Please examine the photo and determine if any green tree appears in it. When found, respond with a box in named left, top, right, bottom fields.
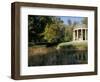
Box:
left=28, top=15, right=54, bottom=43
left=81, top=18, right=88, bottom=26
left=64, top=20, right=77, bottom=42
left=64, top=26, right=73, bottom=42
left=28, top=15, right=65, bottom=43
left=42, top=22, right=64, bottom=43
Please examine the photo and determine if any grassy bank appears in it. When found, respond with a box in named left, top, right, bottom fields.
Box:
left=57, top=41, right=88, bottom=50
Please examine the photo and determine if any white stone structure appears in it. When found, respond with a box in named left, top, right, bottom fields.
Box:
left=73, top=24, right=88, bottom=41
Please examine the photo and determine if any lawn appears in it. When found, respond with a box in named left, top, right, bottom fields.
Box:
left=57, top=41, right=88, bottom=50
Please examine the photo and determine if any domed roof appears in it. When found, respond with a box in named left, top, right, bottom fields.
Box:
left=73, top=24, right=87, bottom=30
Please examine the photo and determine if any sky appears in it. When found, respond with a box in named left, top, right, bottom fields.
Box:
left=59, top=16, right=84, bottom=25
left=29, top=15, right=84, bottom=25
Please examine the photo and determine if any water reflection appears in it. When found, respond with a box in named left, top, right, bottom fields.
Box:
left=28, top=50, right=88, bottom=66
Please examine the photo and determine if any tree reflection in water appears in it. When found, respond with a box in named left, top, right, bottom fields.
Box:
left=28, top=49, right=88, bottom=66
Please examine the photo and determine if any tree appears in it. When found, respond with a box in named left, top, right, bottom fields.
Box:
left=28, top=15, right=54, bottom=43
left=64, top=20, right=77, bottom=42
left=64, top=26, right=73, bottom=42
left=81, top=18, right=88, bottom=26
left=67, top=19, right=72, bottom=26
left=42, top=21, right=64, bottom=43
left=28, top=15, right=65, bottom=43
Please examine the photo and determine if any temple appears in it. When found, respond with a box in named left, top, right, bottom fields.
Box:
left=73, top=24, right=88, bottom=41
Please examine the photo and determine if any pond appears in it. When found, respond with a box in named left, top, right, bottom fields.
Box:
left=28, top=49, right=88, bottom=66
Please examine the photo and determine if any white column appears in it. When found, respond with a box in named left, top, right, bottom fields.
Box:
left=77, top=30, right=78, bottom=40
left=75, top=30, right=76, bottom=40
left=86, top=29, right=88, bottom=40
left=85, top=29, right=87, bottom=40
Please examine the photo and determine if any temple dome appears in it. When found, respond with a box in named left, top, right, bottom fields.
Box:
left=73, top=24, right=87, bottom=30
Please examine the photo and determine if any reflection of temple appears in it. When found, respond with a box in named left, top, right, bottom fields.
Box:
left=73, top=24, right=88, bottom=41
